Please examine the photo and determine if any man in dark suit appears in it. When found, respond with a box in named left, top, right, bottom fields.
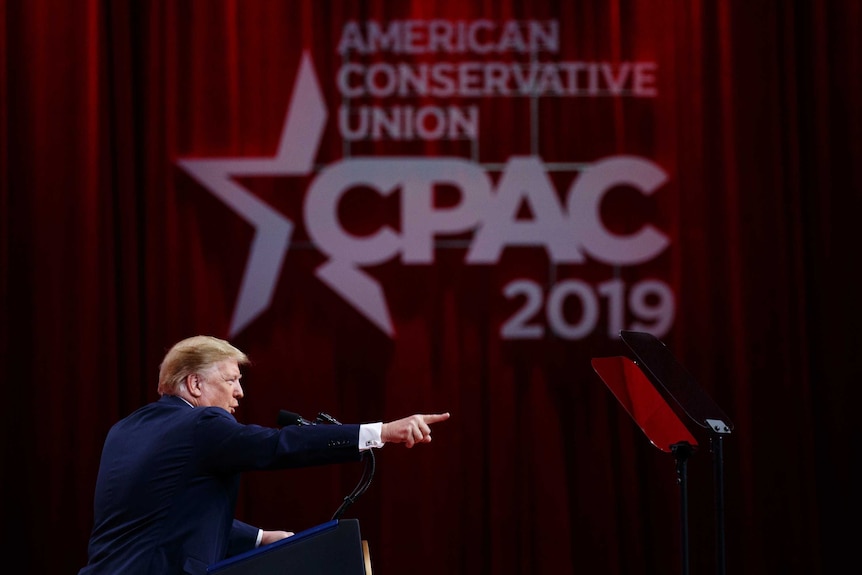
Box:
left=79, top=335, right=450, bottom=575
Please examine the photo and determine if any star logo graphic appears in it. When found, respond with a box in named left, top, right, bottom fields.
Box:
left=177, top=52, right=328, bottom=337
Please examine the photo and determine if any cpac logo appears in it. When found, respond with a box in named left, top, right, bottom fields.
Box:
left=178, top=52, right=672, bottom=339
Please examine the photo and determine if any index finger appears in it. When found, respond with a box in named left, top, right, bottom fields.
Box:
left=422, top=412, right=451, bottom=424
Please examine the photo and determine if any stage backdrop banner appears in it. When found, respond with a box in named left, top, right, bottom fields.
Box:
left=1, top=1, right=859, bottom=574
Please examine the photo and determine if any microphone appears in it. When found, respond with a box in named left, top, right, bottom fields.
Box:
left=316, top=412, right=342, bottom=425
left=277, top=410, right=316, bottom=427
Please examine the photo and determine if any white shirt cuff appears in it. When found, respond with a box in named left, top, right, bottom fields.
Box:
left=359, top=422, right=384, bottom=451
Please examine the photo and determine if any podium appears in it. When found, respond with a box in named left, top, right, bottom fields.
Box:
left=207, top=519, right=369, bottom=575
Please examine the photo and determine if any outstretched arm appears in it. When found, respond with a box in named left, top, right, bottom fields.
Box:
left=258, top=413, right=450, bottom=545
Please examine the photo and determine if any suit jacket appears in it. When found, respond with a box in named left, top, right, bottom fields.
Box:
left=79, top=394, right=362, bottom=575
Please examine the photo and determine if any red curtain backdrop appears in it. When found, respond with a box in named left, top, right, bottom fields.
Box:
left=1, top=1, right=859, bottom=573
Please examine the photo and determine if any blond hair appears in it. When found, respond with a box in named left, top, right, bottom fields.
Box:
left=157, top=335, right=250, bottom=395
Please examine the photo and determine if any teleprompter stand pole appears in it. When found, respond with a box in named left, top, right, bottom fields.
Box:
left=706, top=419, right=732, bottom=575
left=672, top=441, right=695, bottom=575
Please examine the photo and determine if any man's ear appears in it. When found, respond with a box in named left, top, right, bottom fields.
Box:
left=186, top=373, right=204, bottom=397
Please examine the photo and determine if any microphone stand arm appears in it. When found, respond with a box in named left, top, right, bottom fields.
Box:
left=314, top=413, right=377, bottom=521
left=332, top=449, right=376, bottom=520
